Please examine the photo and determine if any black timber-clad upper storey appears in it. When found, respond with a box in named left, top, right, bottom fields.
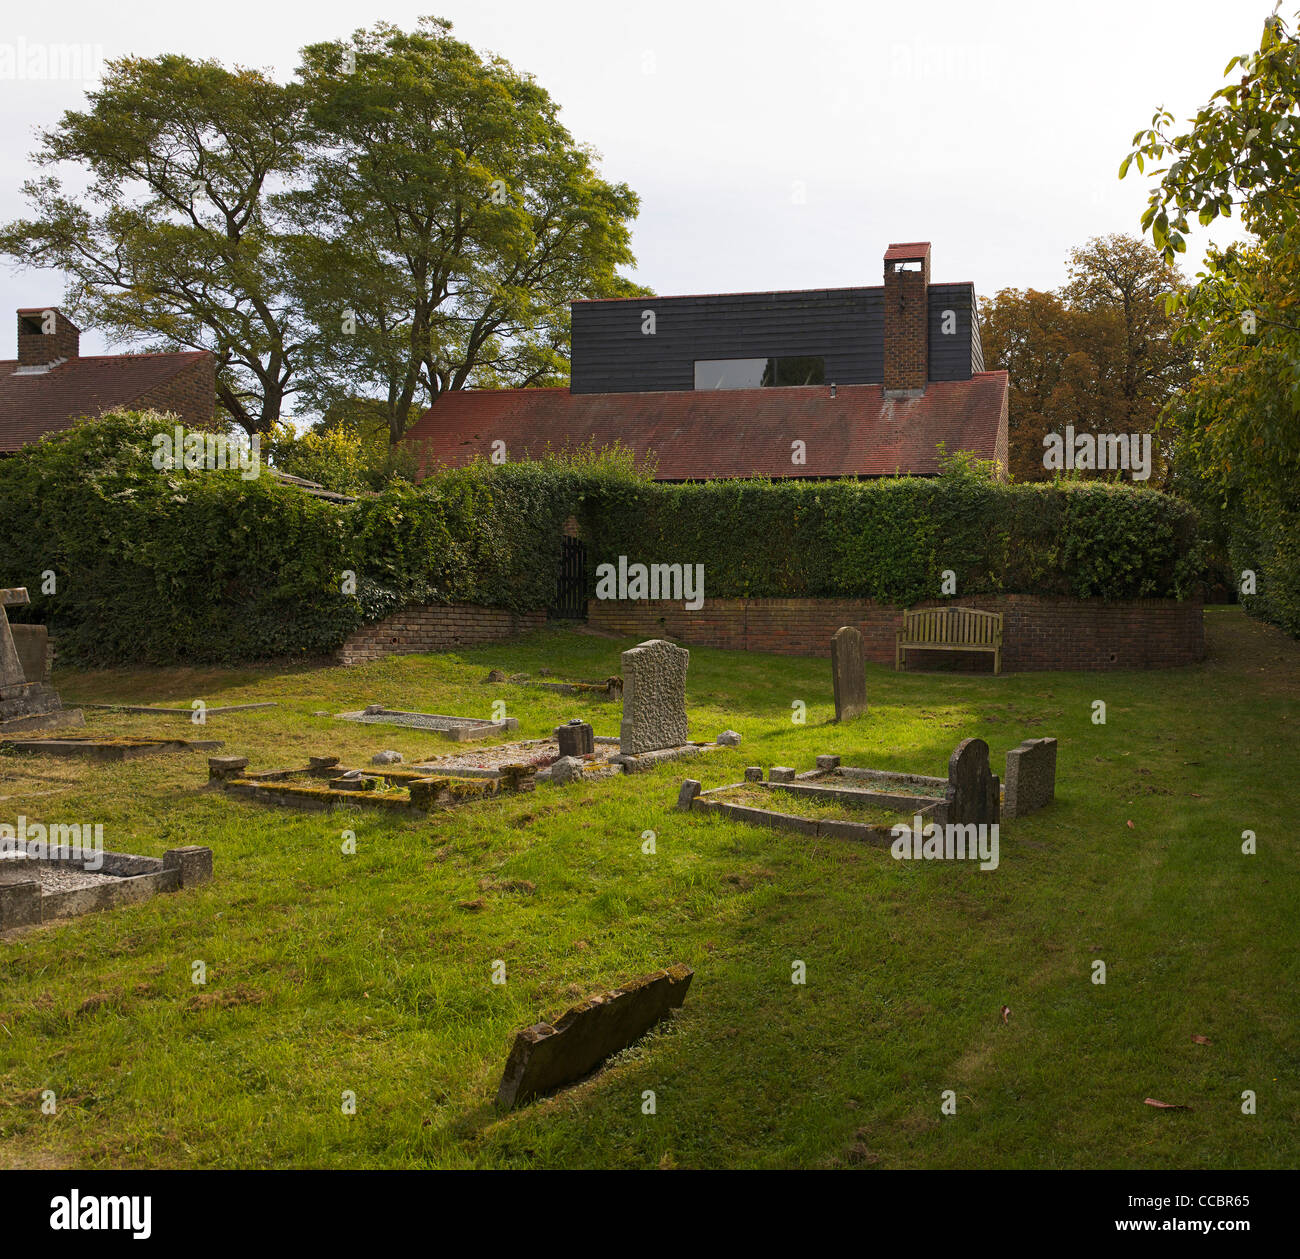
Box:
left=570, top=282, right=983, bottom=395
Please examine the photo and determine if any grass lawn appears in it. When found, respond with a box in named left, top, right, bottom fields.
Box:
left=0, top=606, right=1296, bottom=1169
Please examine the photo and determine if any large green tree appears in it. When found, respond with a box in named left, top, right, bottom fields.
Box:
left=0, top=55, right=314, bottom=435
left=1123, top=5, right=1300, bottom=631
left=285, top=17, right=646, bottom=443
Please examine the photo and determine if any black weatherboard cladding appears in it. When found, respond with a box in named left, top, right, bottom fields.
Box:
left=570, top=283, right=981, bottom=394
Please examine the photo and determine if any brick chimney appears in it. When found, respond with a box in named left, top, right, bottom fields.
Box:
left=882, top=242, right=930, bottom=394
left=17, top=307, right=80, bottom=368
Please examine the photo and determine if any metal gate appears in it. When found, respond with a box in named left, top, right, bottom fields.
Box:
left=549, top=536, right=588, bottom=620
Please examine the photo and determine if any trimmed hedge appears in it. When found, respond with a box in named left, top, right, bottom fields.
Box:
left=0, top=412, right=1202, bottom=666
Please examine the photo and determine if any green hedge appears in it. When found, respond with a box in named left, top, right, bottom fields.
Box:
left=0, top=412, right=1202, bottom=666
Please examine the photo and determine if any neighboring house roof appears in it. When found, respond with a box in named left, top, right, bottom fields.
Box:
left=0, top=352, right=211, bottom=453
left=402, top=373, right=1010, bottom=480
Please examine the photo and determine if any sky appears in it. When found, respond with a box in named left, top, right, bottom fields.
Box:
left=0, top=0, right=1271, bottom=359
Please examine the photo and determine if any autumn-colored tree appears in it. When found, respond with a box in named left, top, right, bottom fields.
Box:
left=980, top=234, right=1192, bottom=484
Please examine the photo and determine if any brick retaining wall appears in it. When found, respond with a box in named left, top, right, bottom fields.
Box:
left=336, top=604, right=547, bottom=665
left=585, top=594, right=1204, bottom=672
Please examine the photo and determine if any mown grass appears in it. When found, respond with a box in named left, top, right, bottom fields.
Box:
left=0, top=607, right=1296, bottom=1169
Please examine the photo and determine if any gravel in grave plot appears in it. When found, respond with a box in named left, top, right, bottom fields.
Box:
left=411, top=738, right=623, bottom=778
left=13, top=862, right=123, bottom=893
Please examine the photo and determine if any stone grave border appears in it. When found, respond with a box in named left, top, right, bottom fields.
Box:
left=1, top=736, right=224, bottom=761
left=335, top=709, right=520, bottom=742
left=678, top=737, right=1057, bottom=842
left=84, top=702, right=278, bottom=717
left=209, top=755, right=538, bottom=815
left=0, top=843, right=213, bottom=932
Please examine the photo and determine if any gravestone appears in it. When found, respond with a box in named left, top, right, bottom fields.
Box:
left=831, top=626, right=867, bottom=722
left=619, top=639, right=689, bottom=755
left=946, top=737, right=1000, bottom=825
left=1004, top=737, right=1057, bottom=819
left=496, top=964, right=694, bottom=1109
left=0, top=588, right=83, bottom=733
left=555, top=719, right=595, bottom=758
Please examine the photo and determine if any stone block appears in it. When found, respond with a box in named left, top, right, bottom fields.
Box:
left=769, top=767, right=797, bottom=783
left=816, top=755, right=842, bottom=771
left=1004, top=737, right=1057, bottom=819
left=555, top=720, right=595, bottom=758
left=744, top=766, right=763, bottom=782
left=676, top=779, right=701, bottom=810
left=208, top=756, right=250, bottom=781
left=496, top=964, right=694, bottom=1109
left=717, top=730, right=741, bottom=746
left=0, top=878, right=42, bottom=929
left=163, top=846, right=214, bottom=888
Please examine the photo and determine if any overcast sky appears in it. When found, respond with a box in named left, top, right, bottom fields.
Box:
left=0, top=0, right=1269, bottom=362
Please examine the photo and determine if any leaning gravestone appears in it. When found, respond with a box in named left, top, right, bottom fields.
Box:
left=946, top=737, right=1000, bottom=825
left=0, top=588, right=83, bottom=734
left=1004, top=737, right=1057, bottom=819
left=831, top=626, right=867, bottom=722
left=619, top=640, right=689, bottom=755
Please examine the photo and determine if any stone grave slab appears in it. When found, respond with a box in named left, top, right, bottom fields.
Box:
left=336, top=708, right=518, bottom=742
left=2, top=736, right=222, bottom=761
left=496, top=964, right=694, bottom=1109
left=84, top=702, right=278, bottom=716
left=831, top=625, right=868, bottom=721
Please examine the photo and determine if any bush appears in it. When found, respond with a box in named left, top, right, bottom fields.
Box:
left=0, top=411, right=1202, bottom=665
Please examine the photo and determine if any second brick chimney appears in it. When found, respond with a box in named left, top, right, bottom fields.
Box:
left=882, top=242, right=930, bottom=394
left=17, top=307, right=80, bottom=369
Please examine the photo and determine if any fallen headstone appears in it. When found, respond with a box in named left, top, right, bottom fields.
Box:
left=619, top=639, right=689, bottom=755
left=831, top=625, right=867, bottom=722
left=495, top=964, right=694, bottom=1109
left=1004, top=737, right=1057, bottom=819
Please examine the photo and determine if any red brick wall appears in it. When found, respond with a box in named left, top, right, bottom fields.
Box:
left=135, top=354, right=216, bottom=428
left=335, top=603, right=547, bottom=665
left=884, top=252, right=930, bottom=391
left=585, top=594, right=1205, bottom=672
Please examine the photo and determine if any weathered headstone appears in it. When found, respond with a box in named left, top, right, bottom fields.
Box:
left=495, top=964, right=694, bottom=1109
left=619, top=639, right=689, bottom=755
left=555, top=719, right=595, bottom=758
left=816, top=754, right=842, bottom=771
left=831, top=625, right=867, bottom=722
left=946, top=737, right=1000, bottom=825
left=744, top=766, right=763, bottom=782
left=1004, top=737, right=1057, bottom=819
left=0, top=589, right=83, bottom=733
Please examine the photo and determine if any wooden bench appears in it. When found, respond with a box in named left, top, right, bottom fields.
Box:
left=896, top=607, right=1003, bottom=674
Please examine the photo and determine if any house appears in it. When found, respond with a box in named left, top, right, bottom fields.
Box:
left=0, top=308, right=215, bottom=453
left=402, top=242, right=1009, bottom=480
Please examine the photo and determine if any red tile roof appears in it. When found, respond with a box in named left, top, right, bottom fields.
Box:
left=403, top=374, right=1009, bottom=481
left=0, top=352, right=211, bottom=453
left=884, top=241, right=932, bottom=262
